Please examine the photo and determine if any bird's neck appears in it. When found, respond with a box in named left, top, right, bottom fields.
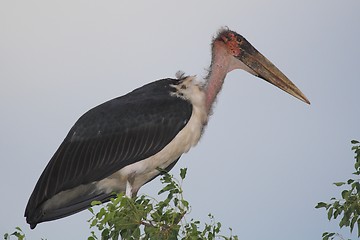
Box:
left=204, top=42, right=232, bottom=113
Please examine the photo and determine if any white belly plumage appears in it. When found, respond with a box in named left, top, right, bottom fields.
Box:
left=96, top=76, right=208, bottom=196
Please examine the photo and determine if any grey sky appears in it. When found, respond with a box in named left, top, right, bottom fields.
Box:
left=1, top=1, right=359, bottom=239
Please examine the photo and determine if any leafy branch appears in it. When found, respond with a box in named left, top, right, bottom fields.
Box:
left=316, top=140, right=360, bottom=240
left=87, top=168, right=238, bottom=240
left=3, top=228, right=25, bottom=240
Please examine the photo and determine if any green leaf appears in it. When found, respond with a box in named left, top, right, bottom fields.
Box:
left=355, top=161, right=360, bottom=171
left=322, top=232, right=335, bottom=239
left=158, top=184, right=172, bottom=195
left=90, top=218, right=98, bottom=227
left=350, top=214, right=358, bottom=233
left=351, top=140, right=360, bottom=144
left=347, top=179, right=355, bottom=184
left=353, top=181, right=360, bottom=192
left=88, top=207, right=94, bottom=215
left=101, top=229, right=110, bottom=239
left=334, top=208, right=342, bottom=219
left=334, top=182, right=346, bottom=187
left=316, top=202, right=329, bottom=209
left=91, top=200, right=102, bottom=206
left=341, top=190, right=349, bottom=199
left=180, top=168, right=187, bottom=180
left=339, top=215, right=348, bottom=228
left=327, top=207, right=333, bottom=220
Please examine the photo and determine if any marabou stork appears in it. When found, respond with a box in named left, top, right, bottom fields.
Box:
left=25, top=28, right=310, bottom=229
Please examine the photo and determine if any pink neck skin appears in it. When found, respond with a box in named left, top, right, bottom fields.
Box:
left=204, top=41, right=238, bottom=113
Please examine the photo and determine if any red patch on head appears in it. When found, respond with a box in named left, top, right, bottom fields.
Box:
left=220, top=32, right=241, bottom=56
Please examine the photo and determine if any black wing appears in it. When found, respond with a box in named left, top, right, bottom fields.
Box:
left=25, top=78, right=192, bottom=224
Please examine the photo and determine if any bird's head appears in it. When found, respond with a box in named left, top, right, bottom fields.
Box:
left=213, top=28, right=310, bottom=104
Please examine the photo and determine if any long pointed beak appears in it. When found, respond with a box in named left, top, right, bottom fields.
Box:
left=237, top=40, right=310, bottom=104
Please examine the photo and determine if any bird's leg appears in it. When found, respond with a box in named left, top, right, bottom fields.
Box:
left=125, top=173, right=138, bottom=198
left=125, top=180, right=133, bottom=197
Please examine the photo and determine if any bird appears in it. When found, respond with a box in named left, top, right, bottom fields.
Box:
left=25, top=27, right=310, bottom=229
